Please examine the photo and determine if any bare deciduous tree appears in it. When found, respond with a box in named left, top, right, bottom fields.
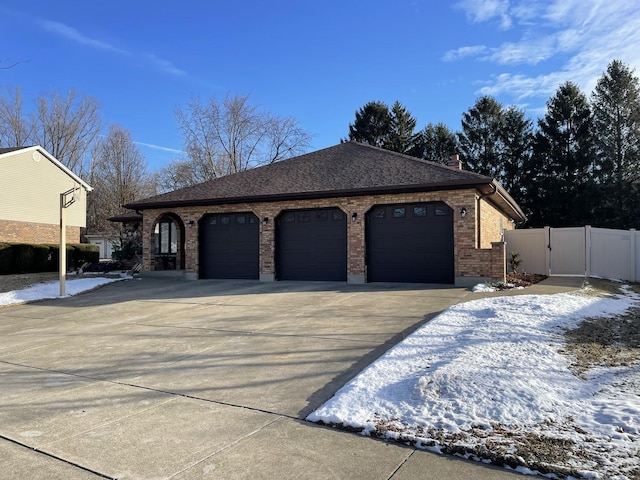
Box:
left=0, top=87, right=101, bottom=175
left=0, top=88, right=31, bottom=147
left=159, top=94, right=311, bottom=191
left=33, top=90, right=101, bottom=174
left=87, top=125, right=156, bottom=242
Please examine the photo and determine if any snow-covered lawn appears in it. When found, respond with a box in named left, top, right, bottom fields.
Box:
left=0, top=276, right=128, bottom=306
left=308, top=284, right=640, bottom=479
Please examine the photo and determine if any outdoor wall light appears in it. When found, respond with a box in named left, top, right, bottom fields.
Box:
left=262, top=217, right=269, bottom=225
left=351, top=212, right=358, bottom=221
left=188, top=220, right=195, bottom=228
left=460, top=207, right=467, bottom=218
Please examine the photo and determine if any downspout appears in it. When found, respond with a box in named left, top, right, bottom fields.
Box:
left=476, top=181, right=498, bottom=248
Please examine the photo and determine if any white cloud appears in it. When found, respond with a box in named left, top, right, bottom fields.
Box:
left=143, top=54, right=187, bottom=77
left=35, top=17, right=188, bottom=79
left=455, top=0, right=512, bottom=29
left=450, top=0, right=640, bottom=102
left=135, top=141, right=184, bottom=155
left=443, top=45, right=488, bottom=62
left=37, top=20, right=126, bottom=54
left=487, top=36, right=556, bottom=65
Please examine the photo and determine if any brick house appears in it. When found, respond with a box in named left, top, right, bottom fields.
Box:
left=0, top=146, right=92, bottom=244
left=126, top=142, right=526, bottom=286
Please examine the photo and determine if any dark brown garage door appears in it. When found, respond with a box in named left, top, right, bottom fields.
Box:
left=366, top=202, right=454, bottom=284
left=276, top=208, right=347, bottom=281
left=199, top=212, right=259, bottom=279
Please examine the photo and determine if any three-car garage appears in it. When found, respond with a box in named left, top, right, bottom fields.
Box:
left=130, top=142, right=525, bottom=286
left=198, top=202, right=454, bottom=284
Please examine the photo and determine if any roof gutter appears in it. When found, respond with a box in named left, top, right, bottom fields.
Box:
left=125, top=179, right=490, bottom=210
left=476, top=179, right=527, bottom=248
left=476, top=182, right=497, bottom=248
left=490, top=180, right=527, bottom=224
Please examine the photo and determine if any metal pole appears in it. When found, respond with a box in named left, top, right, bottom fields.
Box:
left=59, top=186, right=78, bottom=297
left=60, top=192, right=66, bottom=297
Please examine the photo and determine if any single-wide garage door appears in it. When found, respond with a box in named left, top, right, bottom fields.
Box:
left=199, top=212, right=259, bottom=279
left=366, top=202, right=454, bottom=284
left=276, top=208, right=347, bottom=281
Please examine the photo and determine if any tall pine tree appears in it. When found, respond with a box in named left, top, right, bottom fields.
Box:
left=385, top=101, right=417, bottom=154
left=458, top=96, right=504, bottom=177
left=500, top=106, right=534, bottom=211
left=412, top=122, right=458, bottom=163
left=345, top=101, right=392, bottom=148
left=530, top=82, right=594, bottom=227
left=591, top=60, right=640, bottom=228
left=345, top=100, right=417, bottom=154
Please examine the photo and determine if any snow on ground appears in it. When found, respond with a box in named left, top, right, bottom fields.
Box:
left=308, top=285, right=640, bottom=479
left=0, top=276, right=128, bottom=306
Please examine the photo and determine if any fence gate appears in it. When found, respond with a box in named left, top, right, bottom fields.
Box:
left=549, top=227, right=585, bottom=276
left=504, top=226, right=639, bottom=282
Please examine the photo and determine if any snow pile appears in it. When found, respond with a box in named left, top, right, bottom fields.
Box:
left=308, top=287, right=640, bottom=479
left=0, top=277, right=128, bottom=306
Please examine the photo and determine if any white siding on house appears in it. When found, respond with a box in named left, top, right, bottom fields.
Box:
left=0, top=148, right=88, bottom=227
left=86, top=236, right=116, bottom=259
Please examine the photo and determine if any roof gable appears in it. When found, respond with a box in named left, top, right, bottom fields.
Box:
left=0, top=145, right=92, bottom=191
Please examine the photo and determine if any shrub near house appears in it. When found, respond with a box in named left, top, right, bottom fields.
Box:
left=0, top=243, right=99, bottom=275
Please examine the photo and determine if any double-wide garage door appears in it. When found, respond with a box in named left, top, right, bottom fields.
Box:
left=366, top=202, right=454, bottom=284
left=199, top=212, right=259, bottom=279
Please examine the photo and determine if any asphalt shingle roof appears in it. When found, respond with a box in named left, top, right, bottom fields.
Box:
left=129, top=142, right=495, bottom=204
left=126, top=142, right=526, bottom=222
left=0, top=146, right=30, bottom=155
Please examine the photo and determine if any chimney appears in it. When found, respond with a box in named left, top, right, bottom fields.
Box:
left=448, top=153, right=462, bottom=170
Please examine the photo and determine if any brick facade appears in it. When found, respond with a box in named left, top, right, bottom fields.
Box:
left=140, top=188, right=512, bottom=285
left=0, top=220, right=80, bottom=244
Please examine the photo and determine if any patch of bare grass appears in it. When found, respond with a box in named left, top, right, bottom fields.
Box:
left=563, top=281, right=640, bottom=376
left=0, top=272, right=59, bottom=294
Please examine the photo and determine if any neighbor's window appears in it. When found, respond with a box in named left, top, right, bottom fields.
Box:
left=154, top=218, right=178, bottom=255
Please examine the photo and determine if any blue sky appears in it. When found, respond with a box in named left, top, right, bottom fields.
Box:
left=2, top=0, right=640, bottom=171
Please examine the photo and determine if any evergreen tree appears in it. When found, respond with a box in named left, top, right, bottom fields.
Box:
left=591, top=60, right=640, bottom=228
left=412, top=122, right=458, bottom=163
left=500, top=106, right=534, bottom=209
left=345, top=101, right=392, bottom=148
left=385, top=100, right=417, bottom=154
left=457, top=96, right=504, bottom=177
left=345, top=100, right=418, bottom=154
left=529, top=82, right=595, bottom=227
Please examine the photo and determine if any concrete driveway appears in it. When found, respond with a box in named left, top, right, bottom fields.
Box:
left=0, top=277, right=524, bottom=479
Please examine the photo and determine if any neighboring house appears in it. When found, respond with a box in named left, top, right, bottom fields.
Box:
left=126, top=142, right=526, bottom=285
left=86, top=212, right=143, bottom=260
left=0, top=146, right=92, bottom=244
left=84, top=234, right=116, bottom=260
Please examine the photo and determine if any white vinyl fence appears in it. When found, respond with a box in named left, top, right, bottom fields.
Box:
left=504, top=226, right=640, bottom=282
